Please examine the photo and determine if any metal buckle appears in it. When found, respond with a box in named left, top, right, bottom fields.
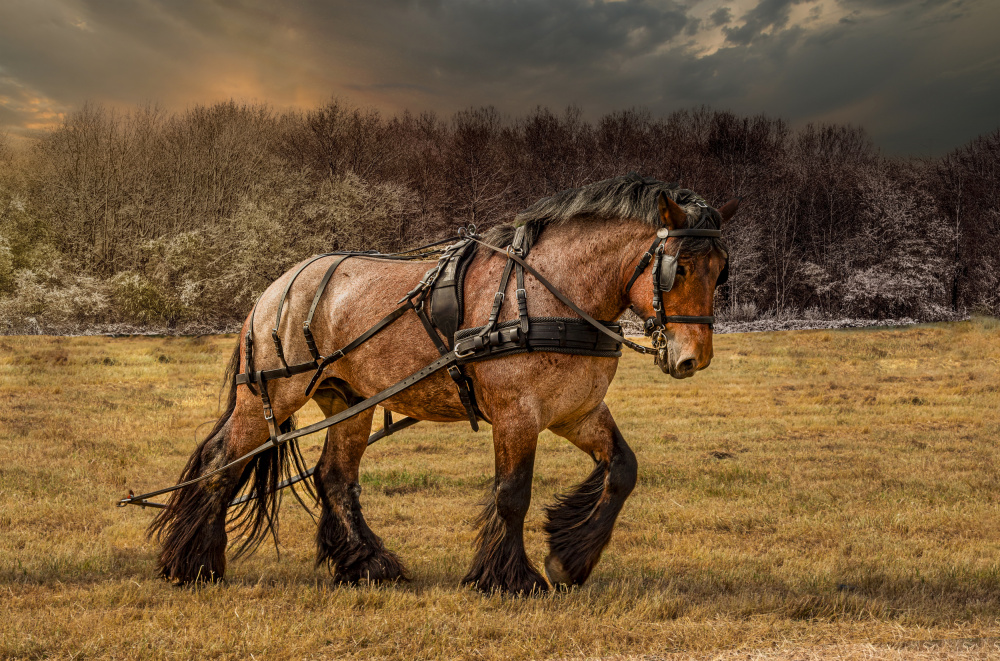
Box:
left=455, top=342, right=476, bottom=359
left=650, top=329, right=667, bottom=349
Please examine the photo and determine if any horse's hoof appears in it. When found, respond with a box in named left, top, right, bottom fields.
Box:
left=332, top=552, right=409, bottom=585
left=461, top=570, right=549, bottom=595
left=544, top=553, right=572, bottom=588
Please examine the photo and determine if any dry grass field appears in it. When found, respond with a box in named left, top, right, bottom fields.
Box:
left=2, top=319, right=1000, bottom=660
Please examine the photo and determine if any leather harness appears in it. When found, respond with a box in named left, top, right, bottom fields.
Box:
left=119, top=221, right=726, bottom=510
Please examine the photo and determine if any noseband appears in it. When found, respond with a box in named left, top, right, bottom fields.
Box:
left=625, top=225, right=726, bottom=340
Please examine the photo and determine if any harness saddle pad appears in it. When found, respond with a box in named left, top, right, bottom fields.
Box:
left=428, top=239, right=477, bottom=348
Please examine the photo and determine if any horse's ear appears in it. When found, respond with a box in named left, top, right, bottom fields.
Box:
left=717, top=198, right=741, bottom=226
left=657, top=191, right=687, bottom=230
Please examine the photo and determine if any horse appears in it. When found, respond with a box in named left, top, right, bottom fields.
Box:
left=146, top=173, right=738, bottom=594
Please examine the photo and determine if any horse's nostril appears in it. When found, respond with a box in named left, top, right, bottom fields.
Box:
left=678, top=358, right=697, bottom=374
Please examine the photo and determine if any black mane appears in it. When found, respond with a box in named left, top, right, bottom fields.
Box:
left=480, top=173, right=725, bottom=256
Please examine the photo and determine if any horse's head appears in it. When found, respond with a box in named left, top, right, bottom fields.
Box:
left=627, top=192, right=739, bottom=378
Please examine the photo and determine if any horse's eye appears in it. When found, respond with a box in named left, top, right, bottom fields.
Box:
left=676, top=265, right=686, bottom=277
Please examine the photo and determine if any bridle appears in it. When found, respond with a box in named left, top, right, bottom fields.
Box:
left=625, top=215, right=728, bottom=348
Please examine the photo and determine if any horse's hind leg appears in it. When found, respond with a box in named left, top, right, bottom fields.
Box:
left=150, top=388, right=273, bottom=583
left=544, top=403, right=637, bottom=588
left=461, top=414, right=548, bottom=594
left=312, top=388, right=408, bottom=583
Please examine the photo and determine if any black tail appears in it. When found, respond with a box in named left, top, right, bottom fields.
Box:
left=227, top=413, right=316, bottom=559
left=148, top=339, right=315, bottom=581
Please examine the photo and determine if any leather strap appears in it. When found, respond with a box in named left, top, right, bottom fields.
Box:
left=482, top=254, right=515, bottom=337
left=303, top=301, right=414, bottom=395
left=656, top=315, right=716, bottom=325
left=277, top=351, right=460, bottom=446
left=273, top=254, right=331, bottom=370
left=236, top=359, right=319, bottom=388
left=512, top=227, right=530, bottom=337
left=625, top=237, right=660, bottom=293
left=663, top=229, right=722, bottom=238
left=303, top=255, right=351, bottom=360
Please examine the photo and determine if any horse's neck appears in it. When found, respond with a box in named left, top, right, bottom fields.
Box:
left=528, top=220, right=651, bottom=321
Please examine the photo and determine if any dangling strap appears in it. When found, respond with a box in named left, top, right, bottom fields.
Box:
left=415, top=303, right=480, bottom=431
left=257, top=374, right=281, bottom=441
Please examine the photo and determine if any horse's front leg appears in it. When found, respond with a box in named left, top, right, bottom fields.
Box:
left=461, top=413, right=548, bottom=594
left=545, top=402, right=638, bottom=588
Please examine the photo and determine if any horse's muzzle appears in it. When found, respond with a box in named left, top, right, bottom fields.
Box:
left=656, top=346, right=705, bottom=379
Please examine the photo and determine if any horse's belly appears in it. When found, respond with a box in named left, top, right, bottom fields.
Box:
left=469, top=351, right=619, bottom=430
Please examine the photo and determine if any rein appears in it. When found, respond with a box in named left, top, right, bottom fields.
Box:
left=119, top=223, right=722, bottom=510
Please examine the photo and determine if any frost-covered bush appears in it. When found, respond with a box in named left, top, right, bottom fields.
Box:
left=838, top=163, right=951, bottom=318
left=0, top=268, right=109, bottom=332
left=720, top=301, right=759, bottom=322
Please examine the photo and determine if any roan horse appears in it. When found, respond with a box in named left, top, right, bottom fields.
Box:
left=144, top=173, right=737, bottom=594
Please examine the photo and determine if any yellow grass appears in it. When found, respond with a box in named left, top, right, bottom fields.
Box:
left=2, top=319, right=1000, bottom=660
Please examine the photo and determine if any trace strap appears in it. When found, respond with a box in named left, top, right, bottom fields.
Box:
left=118, top=353, right=458, bottom=509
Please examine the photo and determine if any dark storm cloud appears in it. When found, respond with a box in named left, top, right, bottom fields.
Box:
left=710, top=7, right=733, bottom=26
left=0, top=0, right=997, bottom=154
left=308, top=0, right=691, bottom=82
left=724, top=0, right=801, bottom=45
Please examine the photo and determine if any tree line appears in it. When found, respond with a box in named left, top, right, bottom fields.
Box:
left=0, top=100, right=997, bottom=332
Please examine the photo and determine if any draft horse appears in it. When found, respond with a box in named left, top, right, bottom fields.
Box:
left=138, top=174, right=737, bottom=593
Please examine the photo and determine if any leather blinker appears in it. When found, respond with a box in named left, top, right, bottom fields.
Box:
left=658, top=254, right=678, bottom=293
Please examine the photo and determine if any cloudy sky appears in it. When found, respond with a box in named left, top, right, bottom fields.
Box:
left=0, top=0, right=997, bottom=155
